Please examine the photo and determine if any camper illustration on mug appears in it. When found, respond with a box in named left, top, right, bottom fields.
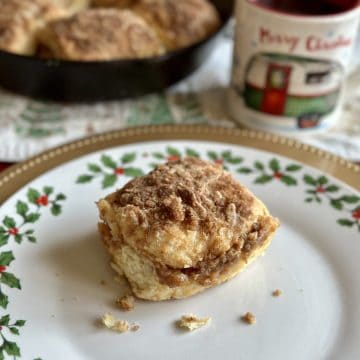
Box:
left=242, top=54, right=343, bottom=129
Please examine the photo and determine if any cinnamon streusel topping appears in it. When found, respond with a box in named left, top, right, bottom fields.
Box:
left=108, top=157, right=255, bottom=233
left=99, top=158, right=276, bottom=270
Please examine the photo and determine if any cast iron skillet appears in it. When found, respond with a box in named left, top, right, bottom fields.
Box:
left=0, top=0, right=234, bottom=102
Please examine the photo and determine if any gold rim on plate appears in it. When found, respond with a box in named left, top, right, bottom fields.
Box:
left=0, top=125, right=359, bottom=203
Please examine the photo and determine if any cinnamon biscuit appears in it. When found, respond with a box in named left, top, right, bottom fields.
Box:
left=132, top=0, right=221, bottom=50
left=0, top=0, right=68, bottom=54
left=97, top=158, right=279, bottom=301
left=37, top=8, right=164, bottom=60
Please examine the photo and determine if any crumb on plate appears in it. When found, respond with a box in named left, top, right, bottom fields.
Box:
left=130, top=324, right=140, bottom=332
left=116, top=295, right=135, bottom=311
left=177, top=314, right=211, bottom=331
left=100, top=280, right=107, bottom=286
left=272, top=289, right=282, bottom=297
left=241, top=312, right=256, bottom=325
left=101, top=313, right=129, bottom=333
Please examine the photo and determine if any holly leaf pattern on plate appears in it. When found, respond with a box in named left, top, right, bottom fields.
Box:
left=76, top=153, right=143, bottom=189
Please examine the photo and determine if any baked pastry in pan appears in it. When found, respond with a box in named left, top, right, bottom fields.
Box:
left=37, top=8, right=165, bottom=61
left=132, top=0, right=221, bottom=50
left=0, top=0, right=221, bottom=59
left=97, top=158, right=279, bottom=301
left=0, top=0, right=68, bottom=54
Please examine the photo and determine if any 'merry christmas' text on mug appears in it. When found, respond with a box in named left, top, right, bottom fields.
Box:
left=228, top=0, right=360, bottom=133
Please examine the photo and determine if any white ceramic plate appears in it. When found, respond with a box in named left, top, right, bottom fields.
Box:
left=0, top=126, right=359, bottom=360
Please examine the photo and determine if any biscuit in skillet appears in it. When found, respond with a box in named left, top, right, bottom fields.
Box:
left=132, top=0, right=221, bottom=50
left=0, top=0, right=68, bottom=54
left=37, top=8, right=165, bottom=60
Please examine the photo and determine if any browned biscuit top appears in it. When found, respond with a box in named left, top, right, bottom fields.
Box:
left=132, top=0, right=221, bottom=50
left=0, top=0, right=68, bottom=53
left=0, top=0, right=65, bottom=20
left=39, top=8, right=164, bottom=60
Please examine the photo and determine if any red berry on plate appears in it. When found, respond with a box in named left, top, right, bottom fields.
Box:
left=352, top=209, right=360, bottom=220
left=36, top=195, right=49, bottom=206
left=114, top=167, right=125, bottom=175
left=273, top=171, right=283, bottom=179
left=8, top=227, right=19, bottom=235
left=167, top=155, right=180, bottom=162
